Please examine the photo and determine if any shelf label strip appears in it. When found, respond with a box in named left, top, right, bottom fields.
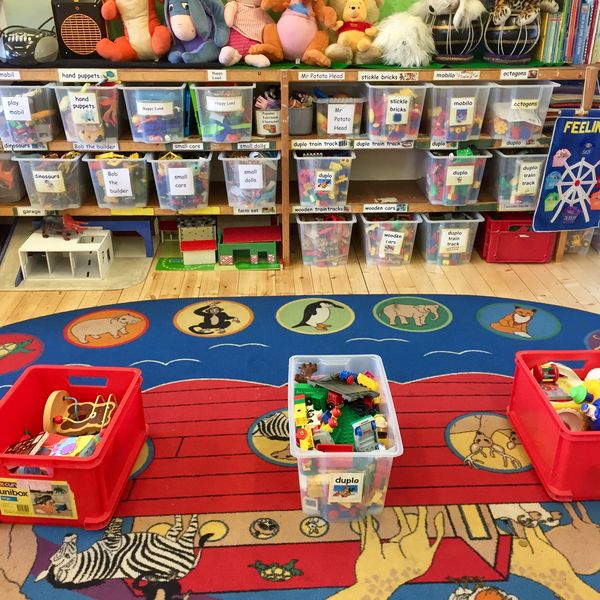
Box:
left=357, top=71, right=419, bottom=82
left=293, top=205, right=352, bottom=213
left=500, top=68, right=539, bottom=80
left=433, top=70, right=480, bottom=81
left=58, top=69, right=119, bottom=83
left=111, top=208, right=154, bottom=216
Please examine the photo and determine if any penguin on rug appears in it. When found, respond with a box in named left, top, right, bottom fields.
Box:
left=293, top=300, right=344, bottom=330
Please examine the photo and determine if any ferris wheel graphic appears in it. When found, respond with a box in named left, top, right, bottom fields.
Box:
left=550, top=157, right=599, bottom=224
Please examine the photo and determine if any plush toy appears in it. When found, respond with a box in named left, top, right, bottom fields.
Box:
left=409, top=0, right=486, bottom=31
left=219, top=0, right=274, bottom=67
left=165, top=0, right=229, bottom=63
left=247, top=0, right=338, bottom=67
left=372, top=13, right=435, bottom=67
left=491, top=0, right=558, bottom=26
left=96, top=0, right=172, bottom=61
left=325, top=0, right=377, bottom=63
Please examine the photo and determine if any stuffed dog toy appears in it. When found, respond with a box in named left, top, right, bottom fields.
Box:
left=409, top=0, right=486, bottom=31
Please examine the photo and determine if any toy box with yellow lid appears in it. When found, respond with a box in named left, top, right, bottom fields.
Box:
left=84, top=152, right=150, bottom=209
left=314, top=88, right=366, bottom=138
left=0, top=365, right=146, bottom=529
left=297, top=213, right=356, bottom=267
left=288, top=355, right=403, bottom=522
left=508, top=351, right=600, bottom=501
left=13, top=152, right=87, bottom=210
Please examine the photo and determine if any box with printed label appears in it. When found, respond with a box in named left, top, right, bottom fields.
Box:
left=422, top=83, right=491, bottom=142
left=486, top=150, right=547, bottom=211
left=418, top=212, right=484, bottom=265
left=84, top=153, right=150, bottom=209
left=0, top=152, right=25, bottom=203
left=149, top=153, right=212, bottom=210
left=294, top=151, right=355, bottom=207
left=485, top=82, right=559, bottom=142
left=297, top=213, right=356, bottom=267
left=288, top=355, right=403, bottom=521
left=0, top=84, right=60, bottom=145
left=218, top=151, right=280, bottom=209
left=120, top=84, right=186, bottom=144
left=193, top=85, right=255, bottom=143
left=0, top=365, right=146, bottom=529
left=13, top=153, right=87, bottom=210
left=359, top=213, right=422, bottom=265
left=314, top=90, right=366, bottom=138
left=54, top=84, right=121, bottom=144
left=418, top=149, right=491, bottom=206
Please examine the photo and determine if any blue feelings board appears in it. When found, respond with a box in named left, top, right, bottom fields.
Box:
left=533, top=109, right=600, bottom=232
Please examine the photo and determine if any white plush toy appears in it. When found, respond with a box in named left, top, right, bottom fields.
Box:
left=409, top=0, right=486, bottom=31
left=372, top=13, right=435, bottom=67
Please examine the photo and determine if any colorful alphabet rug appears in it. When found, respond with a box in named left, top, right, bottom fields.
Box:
left=1, top=294, right=600, bottom=600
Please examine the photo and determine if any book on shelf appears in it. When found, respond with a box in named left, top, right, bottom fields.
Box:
left=573, top=0, right=592, bottom=63
left=585, top=0, right=600, bottom=61
left=535, top=12, right=551, bottom=61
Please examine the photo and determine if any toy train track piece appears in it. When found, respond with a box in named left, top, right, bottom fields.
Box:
left=307, top=377, right=379, bottom=402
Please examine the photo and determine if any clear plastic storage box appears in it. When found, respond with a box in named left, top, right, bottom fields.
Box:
left=0, top=152, right=25, bottom=202
left=294, top=151, right=355, bottom=207
left=0, top=84, right=60, bottom=145
left=485, top=82, right=559, bottom=141
left=288, top=354, right=403, bottom=521
left=219, top=151, right=279, bottom=209
left=149, top=153, right=212, bottom=210
left=13, top=153, right=87, bottom=210
left=193, top=85, right=255, bottom=143
left=315, top=91, right=366, bottom=137
left=54, top=83, right=121, bottom=144
left=419, top=149, right=491, bottom=206
left=423, top=83, right=491, bottom=142
left=487, top=150, right=547, bottom=211
left=366, top=83, right=427, bottom=142
left=297, top=213, right=356, bottom=267
left=565, top=228, right=596, bottom=255
left=359, top=213, right=422, bottom=265
left=84, top=153, right=150, bottom=209
left=120, top=84, right=186, bottom=143
left=418, top=212, right=484, bottom=265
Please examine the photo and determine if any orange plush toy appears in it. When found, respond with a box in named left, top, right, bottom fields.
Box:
left=96, top=0, right=172, bottom=61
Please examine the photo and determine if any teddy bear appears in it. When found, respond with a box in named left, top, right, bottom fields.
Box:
left=325, top=0, right=377, bottom=63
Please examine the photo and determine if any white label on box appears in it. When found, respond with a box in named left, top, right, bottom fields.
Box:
left=357, top=71, right=419, bottom=82
left=446, top=165, right=474, bottom=186
left=237, top=142, right=272, bottom=150
left=73, top=142, right=119, bottom=151
left=433, top=70, right=480, bottom=80
left=386, top=95, right=411, bottom=126
left=511, top=98, right=540, bottom=110
left=207, top=70, right=227, bottom=81
left=68, top=92, right=100, bottom=125
left=364, top=203, right=400, bottom=212
left=168, top=167, right=195, bottom=196
left=440, top=228, right=468, bottom=253
left=103, top=168, right=133, bottom=197
left=379, top=230, right=405, bottom=257
left=2, top=142, right=47, bottom=151
left=238, top=164, right=263, bottom=189
left=500, top=68, right=539, bottom=80
left=0, top=71, right=21, bottom=81
left=291, top=138, right=350, bottom=150
left=327, top=104, right=355, bottom=135
left=315, top=169, right=335, bottom=193
left=32, top=171, right=66, bottom=194
left=328, top=472, right=365, bottom=503
left=449, top=97, right=474, bottom=127
left=298, top=71, right=345, bottom=81
left=234, top=206, right=276, bottom=215
left=2, top=96, right=31, bottom=121
left=205, top=95, right=243, bottom=112
left=255, top=109, right=281, bottom=136
left=504, top=139, right=539, bottom=147
left=14, top=206, right=46, bottom=216
left=58, top=68, right=118, bottom=83
left=430, top=140, right=458, bottom=150
left=517, top=162, right=542, bottom=194
left=293, top=205, right=351, bottom=213
left=353, top=139, right=414, bottom=149
left=136, top=100, right=174, bottom=116
left=172, top=142, right=209, bottom=151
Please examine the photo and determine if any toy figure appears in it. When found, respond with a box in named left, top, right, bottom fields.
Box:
left=189, top=302, right=240, bottom=334
left=247, top=0, right=338, bottom=67
left=490, top=0, right=558, bottom=26
left=219, top=0, right=274, bottom=67
left=165, top=0, right=230, bottom=64
left=96, top=0, right=172, bottom=61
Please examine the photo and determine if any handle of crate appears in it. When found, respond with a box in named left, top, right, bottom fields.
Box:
left=517, top=351, right=600, bottom=375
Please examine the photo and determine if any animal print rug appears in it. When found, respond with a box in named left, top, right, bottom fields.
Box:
left=1, top=294, right=600, bottom=600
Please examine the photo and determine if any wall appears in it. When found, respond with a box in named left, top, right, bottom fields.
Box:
left=3, top=0, right=52, bottom=28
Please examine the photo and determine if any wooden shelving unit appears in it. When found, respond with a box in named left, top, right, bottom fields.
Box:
left=1, top=63, right=598, bottom=266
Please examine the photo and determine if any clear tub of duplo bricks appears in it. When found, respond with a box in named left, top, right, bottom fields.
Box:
left=418, top=149, right=491, bottom=206
left=288, top=355, right=403, bottom=521
left=0, top=84, right=60, bottom=146
left=294, top=151, right=355, bottom=207
left=487, top=150, right=547, bottom=211
left=422, top=82, right=491, bottom=143
left=359, top=213, right=422, bottom=266
left=418, top=212, right=484, bottom=265
left=297, top=213, right=356, bottom=267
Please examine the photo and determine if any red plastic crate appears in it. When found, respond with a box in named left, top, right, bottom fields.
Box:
left=508, top=351, right=600, bottom=501
left=0, top=365, right=146, bottom=529
left=476, top=213, right=556, bottom=263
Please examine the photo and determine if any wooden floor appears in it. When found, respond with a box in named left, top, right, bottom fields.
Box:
left=1, top=237, right=600, bottom=328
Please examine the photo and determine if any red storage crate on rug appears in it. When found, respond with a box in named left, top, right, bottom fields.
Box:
left=476, top=213, right=557, bottom=263
left=0, top=365, right=146, bottom=529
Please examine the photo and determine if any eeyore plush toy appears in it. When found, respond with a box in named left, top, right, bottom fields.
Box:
left=165, top=0, right=230, bottom=63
